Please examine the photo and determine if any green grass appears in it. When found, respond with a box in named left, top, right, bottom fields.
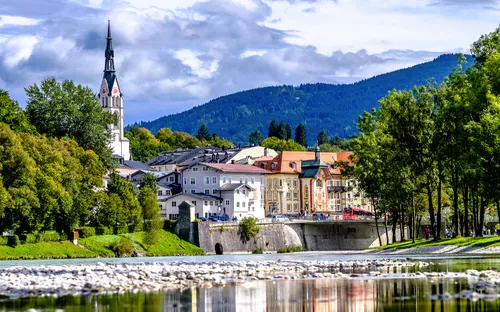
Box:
left=0, top=230, right=204, bottom=260
left=371, top=236, right=500, bottom=250
left=277, top=246, right=304, bottom=253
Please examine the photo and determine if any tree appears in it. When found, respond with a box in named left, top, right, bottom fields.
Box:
left=471, top=26, right=500, bottom=64
left=285, top=124, right=292, bottom=140
left=238, top=217, right=260, bottom=241
left=268, top=120, right=278, bottom=138
left=295, top=124, right=307, bottom=147
left=0, top=90, right=36, bottom=134
left=248, top=130, right=264, bottom=146
left=107, top=172, right=142, bottom=232
left=125, top=126, right=168, bottom=162
left=138, top=187, right=162, bottom=245
left=278, top=122, right=287, bottom=140
left=140, top=173, right=159, bottom=193
left=156, top=128, right=201, bottom=149
left=261, top=137, right=306, bottom=151
left=196, top=124, right=211, bottom=141
left=317, top=131, right=328, bottom=145
left=25, top=78, right=117, bottom=169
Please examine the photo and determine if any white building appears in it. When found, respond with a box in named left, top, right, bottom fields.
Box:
left=163, top=162, right=270, bottom=219
left=98, top=18, right=130, bottom=161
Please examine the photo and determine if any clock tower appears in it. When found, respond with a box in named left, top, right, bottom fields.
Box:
left=99, top=17, right=131, bottom=161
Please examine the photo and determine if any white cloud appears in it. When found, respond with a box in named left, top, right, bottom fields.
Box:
left=0, top=15, right=39, bottom=27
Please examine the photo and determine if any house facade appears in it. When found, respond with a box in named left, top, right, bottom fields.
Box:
left=162, top=193, right=223, bottom=219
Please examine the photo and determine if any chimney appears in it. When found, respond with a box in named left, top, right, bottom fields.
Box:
left=264, top=147, right=268, bottom=156
left=231, top=160, right=235, bottom=164
left=315, top=146, right=320, bottom=161
left=216, top=153, right=220, bottom=163
left=238, top=144, right=241, bottom=149
left=222, top=145, right=226, bottom=151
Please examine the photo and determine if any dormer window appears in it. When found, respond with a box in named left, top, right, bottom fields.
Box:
left=290, top=162, right=297, bottom=170
left=271, top=162, right=277, bottom=170
left=261, top=163, right=267, bottom=168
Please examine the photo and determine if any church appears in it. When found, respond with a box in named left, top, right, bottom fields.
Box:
left=98, top=18, right=131, bottom=161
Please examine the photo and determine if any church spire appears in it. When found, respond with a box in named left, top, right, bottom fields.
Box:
left=104, top=16, right=115, bottom=73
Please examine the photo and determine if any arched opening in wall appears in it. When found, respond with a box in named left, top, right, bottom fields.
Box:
left=215, top=243, right=223, bottom=255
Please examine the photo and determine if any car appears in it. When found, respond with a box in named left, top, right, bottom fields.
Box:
left=209, top=215, right=230, bottom=222
left=272, top=215, right=290, bottom=222
left=199, top=217, right=208, bottom=221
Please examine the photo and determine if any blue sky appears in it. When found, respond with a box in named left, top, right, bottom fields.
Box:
left=0, top=0, right=499, bottom=124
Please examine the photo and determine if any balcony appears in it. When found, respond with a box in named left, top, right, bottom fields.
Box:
left=327, top=186, right=345, bottom=193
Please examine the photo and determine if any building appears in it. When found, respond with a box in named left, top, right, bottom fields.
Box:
left=254, top=150, right=371, bottom=217
left=163, top=162, right=269, bottom=219
left=148, top=146, right=277, bottom=173
left=99, top=18, right=130, bottom=161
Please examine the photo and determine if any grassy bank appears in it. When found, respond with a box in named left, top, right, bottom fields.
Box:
left=372, top=236, right=500, bottom=250
left=0, top=230, right=204, bottom=260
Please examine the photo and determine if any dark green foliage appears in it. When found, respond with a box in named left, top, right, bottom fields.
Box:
left=285, top=124, right=292, bottom=140
left=80, top=226, right=96, bottom=238
left=163, top=220, right=176, bottom=232
left=238, top=217, right=260, bottom=241
left=278, top=122, right=287, bottom=140
left=317, top=130, right=328, bottom=145
left=96, top=226, right=113, bottom=235
left=295, top=123, right=307, bottom=147
left=471, top=26, right=500, bottom=64
left=252, top=247, right=263, bottom=254
left=277, top=246, right=303, bottom=253
left=0, top=236, right=8, bottom=246
left=20, top=234, right=37, bottom=244
left=134, top=54, right=474, bottom=144
left=268, top=120, right=278, bottom=138
left=110, top=236, right=134, bottom=257
left=107, top=172, right=142, bottom=232
left=25, top=78, right=116, bottom=169
left=139, top=173, right=158, bottom=193
left=7, top=235, right=19, bottom=247
left=248, top=130, right=264, bottom=145
left=196, top=124, right=211, bottom=141
left=0, top=90, right=36, bottom=134
left=139, top=187, right=162, bottom=245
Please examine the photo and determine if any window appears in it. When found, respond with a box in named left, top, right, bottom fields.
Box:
left=316, top=180, right=322, bottom=187
left=242, top=202, right=246, bottom=208
left=172, top=201, right=177, bottom=207
left=191, top=190, right=195, bottom=194
left=304, top=185, right=309, bottom=199
left=165, top=190, right=171, bottom=196
left=204, top=201, right=208, bottom=205
left=279, top=179, right=283, bottom=187
left=336, top=180, right=340, bottom=186
left=192, top=201, right=197, bottom=205
left=240, top=177, right=243, bottom=183
left=293, top=179, right=298, bottom=187
left=336, top=193, right=340, bottom=199
left=242, top=190, right=246, bottom=195
left=228, top=177, right=232, bottom=183
left=329, top=193, right=334, bottom=199
left=267, top=191, right=272, bottom=199
left=287, top=204, right=291, bottom=211
left=183, top=178, right=187, bottom=185
left=274, top=192, right=278, bottom=200
left=294, top=203, right=299, bottom=211
left=330, top=205, right=334, bottom=211
left=204, top=177, right=210, bottom=185
left=348, top=193, right=351, bottom=199
left=205, top=189, right=210, bottom=195
left=193, top=167, right=198, bottom=172
left=286, top=179, right=291, bottom=187
left=169, top=176, right=175, bottom=182
left=273, top=179, right=277, bottom=187
left=203, top=166, right=209, bottom=171
left=210, top=201, right=214, bottom=206
left=236, top=202, right=240, bottom=208
left=212, top=189, right=218, bottom=195
left=190, top=177, right=196, bottom=185
left=158, top=190, right=163, bottom=196
left=286, top=192, right=291, bottom=199
left=245, top=178, right=248, bottom=184
left=268, top=180, right=272, bottom=188
left=225, top=200, right=230, bottom=205
left=222, top=176, right=226, bottom=183
left=212, top=177, right=217, bottom=184
left=336, top=205, right=341, bottom=211
left=251, top=178, right=254, bottom=184
left=293, top=192, right=298, bottom=200
left=236, top=190, right=240, bottom=194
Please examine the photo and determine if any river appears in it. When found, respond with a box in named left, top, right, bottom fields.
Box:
left=0, top=252, right=499, bottom=311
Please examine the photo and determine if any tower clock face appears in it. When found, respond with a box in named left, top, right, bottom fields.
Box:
left=101, top=88, right=106, bottom=94
left=113, top=88, right=119, bottom=94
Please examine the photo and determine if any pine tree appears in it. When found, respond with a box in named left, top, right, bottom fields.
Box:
left=317, top=130, right=328, bottom=145
left=268, top=120, right=278, bottom=138
left=278, top=122, right=287, bottom=140
left=285, top=124, right=292, bottom=140
left=295, top=124, right=307, bottom=147
left=249, top=130, right=264, bottom=145
left=196, top=124, right=211, bottom=141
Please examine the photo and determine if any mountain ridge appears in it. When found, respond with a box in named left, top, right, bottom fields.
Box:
left=132, top=54, right=473, bottom=144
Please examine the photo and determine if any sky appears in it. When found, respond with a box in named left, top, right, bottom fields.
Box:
left=0, top=0, right=499, bottom=124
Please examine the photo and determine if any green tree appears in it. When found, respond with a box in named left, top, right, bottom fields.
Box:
left=238, top=217, right=260, bottom=241
left=262, top=137, right=306, bottom=151
left=107, top=172, right=142, bottom=232
left=471, top=26, right=500, bottom=64
left=140, top=173, right=159, bottom=193
left=196, top=124, right=211, bottom=141
left=278, top=122, right=287, bottom=140
left=138, top=187, right=162, bottom=245
left=285, top=124, right=292, bottom=140
left=125, top=126, right=168, bottom=162
left=295, top=123, right=307, bottom=147
left=317, top=131, right=328, bottom=145
left=25, top=78, right=117, bottom=169
left=268, top=120, right=278, bottom=138
left=249, top=130, right=264, bottom=146
left=0, top=90, right=36, bottom=134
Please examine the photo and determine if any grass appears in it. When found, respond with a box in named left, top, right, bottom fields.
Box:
left=277, top=246, right=303, bottom=253
left=0, top=230, right=204, bottom=260
left=371, top=236, right=500, bottom=250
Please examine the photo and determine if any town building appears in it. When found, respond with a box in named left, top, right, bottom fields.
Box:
left=163, top=163, right=269, bottom=219
left=98, top=18, right=130, bottom=161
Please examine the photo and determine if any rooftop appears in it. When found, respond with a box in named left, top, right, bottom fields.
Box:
left=200, top=162, right=271, bottom=174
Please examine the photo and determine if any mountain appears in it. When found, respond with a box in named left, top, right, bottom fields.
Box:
left=134, top=54, right=473, bottom=145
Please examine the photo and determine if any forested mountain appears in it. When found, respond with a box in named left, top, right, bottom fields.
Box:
left=134, top=54, right=473, bottom=145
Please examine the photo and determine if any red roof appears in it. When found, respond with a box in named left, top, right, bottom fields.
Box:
left=201, top=162, right=271, bottom=174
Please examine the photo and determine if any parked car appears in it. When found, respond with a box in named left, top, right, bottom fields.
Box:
left=199, top=217, right=208, bottom=221
left=272, top=215, right=290, bottom=222
left=209, top=215, right=230, bottom=222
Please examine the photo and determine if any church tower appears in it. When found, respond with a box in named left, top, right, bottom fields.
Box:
left=99, top=17, right=131, bottom=161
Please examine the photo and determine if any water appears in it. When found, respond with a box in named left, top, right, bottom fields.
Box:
left=1, top=253, right=500, bottom=311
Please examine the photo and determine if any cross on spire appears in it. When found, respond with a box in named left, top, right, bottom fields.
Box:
left=104, top=15, right=115, bottom=73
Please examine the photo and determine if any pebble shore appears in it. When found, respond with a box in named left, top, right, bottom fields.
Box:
left=0, top=259, right=422, bottom=299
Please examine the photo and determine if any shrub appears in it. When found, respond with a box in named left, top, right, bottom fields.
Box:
left=115, top=225, right=129, bottom=235
left=0, top=236, right=8, bottom=246
left=220, top=224, right=227, bottom=232
left=96, top=226, right=113, bottom=235
left=80, top=227, right=96, bottom=238
left=238, top=217, right=260, bottom=241
left=110, top=237, right=134, bottom=257
left=59, top=232, right=68, bottom=241
left=277, top=246, right=303, bottom=253
left=25, top=234, right=37, bottom=244
left=163, top=220, right=177, bottom=232
left=252, top=247, right=263, bottom=254
left=42, top=232, right=60, bottom=242
left=7, top=235, right=19, bottom=248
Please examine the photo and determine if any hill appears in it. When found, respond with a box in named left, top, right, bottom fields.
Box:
left=134, top=54, right=473, bottom=144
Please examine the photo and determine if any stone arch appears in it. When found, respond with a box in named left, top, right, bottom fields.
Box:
left=215, top=243, right=223, bottom=255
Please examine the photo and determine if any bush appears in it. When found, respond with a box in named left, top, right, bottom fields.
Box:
left=252, top=247, right=263, bottom=254
left=41, top=232, right=60, bottom=242
left=80, top=227, right=96, bottom=238
left=238, top=217, right=260, bottom=241
left=96, top=226, right=113, bottom=235
left=25, top=234, right=37, bottom=244
left=110, top=237, right=134, bottom=257
left=7, top=235, right=20, bottom=248
left=0, top=236, right=8, bottom=246
left=115, top=225, right=129, bottom=234
left=277, top=246, right=303, bottom=253
left=59, top=232, right=68, bottom=241
left=163, top=220, right=176, bottom=232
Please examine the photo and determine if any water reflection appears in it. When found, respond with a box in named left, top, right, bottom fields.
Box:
left=1, top=278, right=500, bottom=311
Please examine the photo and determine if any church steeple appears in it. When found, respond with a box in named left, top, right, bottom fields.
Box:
left=104, top=17, right=115, bottom=73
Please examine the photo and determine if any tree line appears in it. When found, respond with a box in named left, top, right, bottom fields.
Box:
left=345, top=27, right=500, bottom=243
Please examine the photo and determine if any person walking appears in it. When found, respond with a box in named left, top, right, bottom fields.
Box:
left=495, top=223, right=500, bottom=236
left=425, top=226, right=431, bottom=240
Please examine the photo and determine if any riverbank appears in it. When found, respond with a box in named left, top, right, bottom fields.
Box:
left=0, top=231, right=204, bottom=260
